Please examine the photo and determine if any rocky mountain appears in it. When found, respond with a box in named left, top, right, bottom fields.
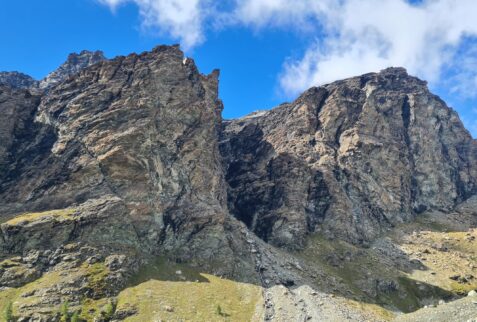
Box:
left=0, top=45, right=250, bottom=272
left=38, top=50, right=106, bottom=90
left=0, top=45, right=476, bottom=321
left=0, top=72, right=38, bottom=89
left=0, top=50, right=106, bottom=92
left=221, top=67, right=477, bottom=249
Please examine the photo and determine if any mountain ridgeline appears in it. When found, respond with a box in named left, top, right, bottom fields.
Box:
left=0, top=45, right=476, bottom=321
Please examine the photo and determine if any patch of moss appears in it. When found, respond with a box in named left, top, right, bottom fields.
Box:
left=19, top=271, right=63, bottom=298
left=413, top=214, right=450, bottom=233
left=4, top=209, right=76, bottom=225
left=84, top=262, right=110, bottom=297
left=79, top=297, right=111, bottom=321
left=449, top=281, right=477, bottom=295
left=0, top=259, right=20, bottom=269
left=399, top=229, right=477, bottom=297
left=127, top=257, right=207, bottom=286
left=297, top=234, right=387, bottom=298
left=298, top=233, right=455, bottom=314
left=0, top=270, right=64, bottom=318
left=438, top=232, right=477, bottom=254
left=0, top=260, right=113, bottom=319
left=0, top=288, right=19, bottom=319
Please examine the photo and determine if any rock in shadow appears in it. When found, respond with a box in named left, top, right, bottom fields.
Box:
left=220, top=121, right=331, bottom=250
left=126, top=256, right=209, bottom=287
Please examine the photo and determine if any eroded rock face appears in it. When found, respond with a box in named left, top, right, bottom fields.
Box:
left=1, top=45, right=477, bottom=320
left=0, top=85, right=49, bottom=198
left=3, top=55, right=475, bottom=255
left=39, top=50, right=106, bottom=90
left=220, top=119, right=331, bottom=249
left=0, top=72, right=38, bottom=89
left=0, top=46, right=238, bottom=271
left=221, top=67, right=477, bottom=247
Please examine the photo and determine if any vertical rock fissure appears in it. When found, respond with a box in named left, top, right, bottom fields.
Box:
left=401, top=95, right=419, bottom=213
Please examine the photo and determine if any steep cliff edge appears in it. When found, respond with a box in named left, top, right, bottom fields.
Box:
left=221, top=67, right=477, bottom=248
left=0, top=46, right=272, bottom=319
left=0, top=45, right=244, bottom=266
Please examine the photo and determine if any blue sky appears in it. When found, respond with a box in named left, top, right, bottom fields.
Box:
left=1, top=0, right=477, bottom=137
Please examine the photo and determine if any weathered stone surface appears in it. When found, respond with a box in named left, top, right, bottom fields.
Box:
left=220, top=117, right=331, bottom=249
left=39, top=50, right=106, bottom=90
left=221, top=67, right=477, bottom=247
left=0, top=45, right=243, bottom=273
left=0, top=59, right=264, bottom=322
left=0, top=196, right=140, bottom=255
left=0, top=85, right=48, bottom=196
left=0, top=71, right=38, bottom=89
left=0, top=51, right=105, bottom=92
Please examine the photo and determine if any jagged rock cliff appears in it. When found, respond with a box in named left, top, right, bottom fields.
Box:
left=0, top=45, right=476, bottom=320
left=0, top=45, right=243, bottom=267
left=221, top=67, right=477, bottom=248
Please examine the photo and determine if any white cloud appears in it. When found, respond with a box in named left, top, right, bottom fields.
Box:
left=98, top=0, right=477, bottom=97
left=232, top=0, right=335, bottom=30
left=98, top=0, right=209, bottom=50
left=241, top=0, right=477, bottom=96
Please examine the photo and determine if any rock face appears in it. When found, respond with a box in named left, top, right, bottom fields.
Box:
left=0, top=45, right=245, bottom=272
left=39, top=50, right=106, bottom=89
left=221, top=67, right=477, bottom=248
left=0, top=85, right=45, bottom=189
left=0, top=71, right=38, bottom=89
left=1, top=45, right=477, bottom=319
left=2, top=49, right=476, bottom=255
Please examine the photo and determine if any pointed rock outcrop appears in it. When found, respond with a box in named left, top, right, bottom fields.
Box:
left=39, top=50, right=106, bottom=89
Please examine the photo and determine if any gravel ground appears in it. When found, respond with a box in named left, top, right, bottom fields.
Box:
left=264, top=284, right=390, bottom=322
left=394, top=296, right=477, bottom=322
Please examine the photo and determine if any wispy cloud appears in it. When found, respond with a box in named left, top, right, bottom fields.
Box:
left=98, top=0, right=211, bottom=50
left=241, top=0, right=477, bottom=96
